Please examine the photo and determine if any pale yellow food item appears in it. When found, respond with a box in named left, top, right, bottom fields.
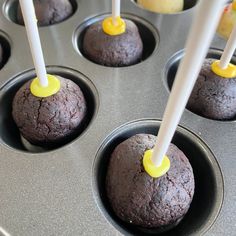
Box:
left=217, top=2, right=236, bottom=39
left=137, top=0, right=184, bottom=14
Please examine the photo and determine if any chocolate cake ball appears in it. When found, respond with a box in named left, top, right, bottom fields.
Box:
left=187, top=58, right=236, bottom=120
left=17, top=0, right=73, bottom=26
left=106, top=134, right=194, bottom=230
left=12, top=76, right=86, bottom=146
left=83, top=19, right=143, bottom=67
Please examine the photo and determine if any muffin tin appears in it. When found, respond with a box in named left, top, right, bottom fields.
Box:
left=0, top=0, right=234, bottom=235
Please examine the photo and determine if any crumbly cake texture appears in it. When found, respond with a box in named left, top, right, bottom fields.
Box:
left=83, top=19, right=143, bottom=67
left=106, top=134, right=195, bottom=229
left=12, top=76, right=87, bottom=146
left=17, top=0, right=73, bottom=26
left=188, top=58, right=236, bottom=120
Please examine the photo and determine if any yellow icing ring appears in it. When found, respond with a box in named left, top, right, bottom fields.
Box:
left=211, top=60, right=236, bottom=78
left=30, top=74, right=61, bottom=97
left=143, top=149, right=170, bottom=178
left=102, top=16, right=126, bottom=36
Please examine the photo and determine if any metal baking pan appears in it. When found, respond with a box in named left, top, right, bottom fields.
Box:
left=0, top=0, right=234, bottom=235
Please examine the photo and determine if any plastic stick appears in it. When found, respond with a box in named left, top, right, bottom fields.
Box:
left=19, top=0, right=48, bottom=87
left=219, top=24, right=236, bottom=69
left=151, top=0, right=225, bottom=167
left=112, top=0, right=120, bottom=25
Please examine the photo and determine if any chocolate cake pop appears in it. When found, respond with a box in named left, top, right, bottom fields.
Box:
left=187, top=58, right=236, bottom=120
left=12, top=76, right=87, bottom=146
left=17, top=0, right=73, bottom=26
left=13, top=1, right=86, bottom=148
left=83, top=19, right=143, bottom=67
left=106, top=134, right=194, bottom=229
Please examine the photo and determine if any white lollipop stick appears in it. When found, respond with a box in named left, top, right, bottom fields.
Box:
left=151, top=0, right=225, bottom=167
left=19, top=0, right=48, bottom=87
left=219, top=24, right=236, bottom=69
left=112, top=0, right=120, bottom=25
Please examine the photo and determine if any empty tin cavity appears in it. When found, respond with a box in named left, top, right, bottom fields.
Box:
left=0, top=32, right=11, bottom=70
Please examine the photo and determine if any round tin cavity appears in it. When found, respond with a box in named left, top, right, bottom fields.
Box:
left=73, top=13, right=159, bottom=67
left=0, top=32, right=11, bottom=70
left=3, top=0, right=78, bottom=26
left=0, top=66, right=98, bottom=153
left=165, top=48, right=236, bottom=121
left=131, top=0, right=198, bottom=14
left=93, top=119, right=223, bottom=235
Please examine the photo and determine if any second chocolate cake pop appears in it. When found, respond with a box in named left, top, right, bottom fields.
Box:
left=83, top=19, right=143, bottom=67
left=106, top=134, right=194, bottom=230
left=12, top=76, right=87, bottom=147
left=17, top=0, right=73, bottom=26
left=187, top=58, right=236, bottom=120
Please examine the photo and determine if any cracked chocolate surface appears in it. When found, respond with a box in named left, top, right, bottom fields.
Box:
left=12, top=76, right=87, bottom=146
left=17, top=0, right=73, bottom=26
left=187, top=58, right=236, bottom=120
left=106, top=134, right=194, bottom=228
left=83, top=19, right=143, bottom=67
